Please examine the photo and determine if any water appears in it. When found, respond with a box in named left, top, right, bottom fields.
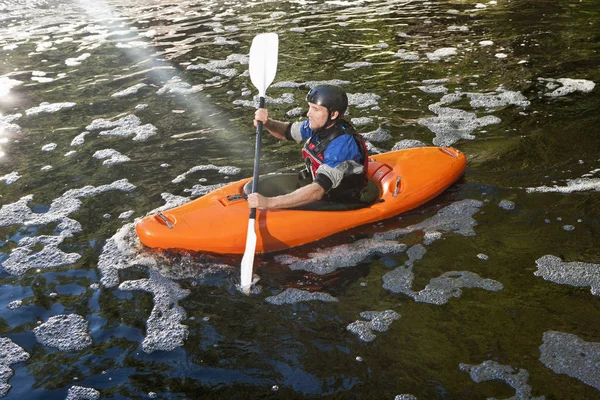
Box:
left=1, top=0, right=599, bottom=398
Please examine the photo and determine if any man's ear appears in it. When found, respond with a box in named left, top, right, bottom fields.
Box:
left=330, top=110, right=339, bottom=120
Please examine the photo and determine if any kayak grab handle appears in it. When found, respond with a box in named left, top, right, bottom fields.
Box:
left=155, top=211, right=174, bottom=229
left=393, top=176, right=402, bottom=197
left=440, top=146, right=459, bottom=159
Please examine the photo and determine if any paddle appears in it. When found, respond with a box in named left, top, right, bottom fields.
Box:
left=240, top=32, right=279, bottom=294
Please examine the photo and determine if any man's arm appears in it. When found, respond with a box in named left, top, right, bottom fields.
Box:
left=247, top=182, right=325, bottom=210
left=254, top=108, right=290, bottom=140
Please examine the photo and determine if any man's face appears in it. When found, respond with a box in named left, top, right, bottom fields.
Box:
left=307, top=102, right=338, bottom=130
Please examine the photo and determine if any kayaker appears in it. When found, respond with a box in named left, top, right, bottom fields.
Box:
left=247, top=84, right=368, bottom=210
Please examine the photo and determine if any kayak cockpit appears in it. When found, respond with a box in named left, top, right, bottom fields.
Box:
left=242, top=172, right=381, bottom=211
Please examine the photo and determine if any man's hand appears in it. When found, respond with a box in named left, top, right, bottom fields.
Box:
left=254, top=108, right=269, bottom=128
left=247, top=192, right=271, bottom=209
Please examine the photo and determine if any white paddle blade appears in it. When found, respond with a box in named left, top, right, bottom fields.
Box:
left=240, top=218, right=257, bottom=292
left=249, top=33, right=279, bottom=97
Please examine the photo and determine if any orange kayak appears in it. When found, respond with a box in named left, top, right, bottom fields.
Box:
left=136, top=146, right=466, bottom=254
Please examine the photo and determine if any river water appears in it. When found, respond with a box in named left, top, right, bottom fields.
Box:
left=0, top=0, right=599, bottom=399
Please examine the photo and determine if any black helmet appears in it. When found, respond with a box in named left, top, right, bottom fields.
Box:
left=306, top=85, right=348, bottom=116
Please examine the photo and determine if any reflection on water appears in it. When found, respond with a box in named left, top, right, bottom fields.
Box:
left=0, top=0, right=599, bottom=398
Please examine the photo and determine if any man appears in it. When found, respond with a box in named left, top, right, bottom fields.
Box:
left=247, top=84, right=367, bottom=210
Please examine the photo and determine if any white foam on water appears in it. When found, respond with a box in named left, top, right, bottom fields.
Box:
left=184, top=183, right=228, bottom=197
left=419, top=104, right=501, bottom=146
left=360, top=127, right=392, bottom=143
left=265, top=288, right=338, bottom=305
left=157, top=77, right=202, bottom=95
left=66, top=385, right=100, bottom=400
left=383, top=266, right=503, bottom=305
left=70, top=132, right=88, bottom=146
left=426, top=47, right=457, bottom=61
left=391, top=139, right=427, bottom=150
left=171, top=164, right=241, bottom=183
left=41, top=143, right=57, bottom=151
left=25, top=102, right=76, bottom=116
left=347, top=310, right=400, bottom=342
left=459, top=360, right=543, bottom=399
left=286, top=107, right=304, bottom=118
left=118, top=210, right=134, bottom=219
left=447, top=25, right=469, bottom=32
left=0, top=180, right=136, bottom=276
left=394, top=395, right=417, bottom=400
left=2, top=235, right=82, bottom=276
left=214, top=36, right=239, bottom=46
left=0, top=76, right=23, bottom=96
left=0, top=113, right=22, bottom=134
left=233, top=93, right=295, bottom=108
left=498, top=199, right=515, bottom=210
left=348, top=92, right=381, bottom=109
left=479, top=40, right=494, bottom=46
left=344, top=61, right=373, bottom=69
left=187, top=53, right=248, bottom=77
left=351, top=117, right=373, bottom=126
left=0, top=337, right=30, bottom=397
left=540, top=77, right=596, bottom=97
left=6, top=300, right=22, bottom=310
left=539, top=331, right=600, bottom=390
left=393, top=49, right=420, bottom=61
left=65, top=53, right=90, bottom=66
left=86, top=114, right=157, bottom=141
left=275, top=239, right=407, bottom=275
left=290, top=27, right=306, bottom=33
left=93, top=149, right=131, bottom=165
left=111, top=83, right=147, bottom=98
left=41, top=165, right=52, bottom=171
left=33, top=314, right=92, bottom=351
left=119, top=268, right=190, bottom=353
left=0, top=172, right=20, bottom=185
left=418, top=85, right=448, bottom=94
left=534, top=255, right=600, bottom=296
left=526, top=177, right=600, bottom=193
left=376, top=199, right=484, bottom=241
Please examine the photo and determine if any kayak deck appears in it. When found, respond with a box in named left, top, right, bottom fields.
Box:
left=135, top=146, right=466, bottom=254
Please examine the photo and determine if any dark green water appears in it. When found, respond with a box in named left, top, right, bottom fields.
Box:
left=0, top=0, right=599, bottom=399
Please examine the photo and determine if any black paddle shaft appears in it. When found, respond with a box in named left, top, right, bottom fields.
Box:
left=249, top=96, right=265, bottom=219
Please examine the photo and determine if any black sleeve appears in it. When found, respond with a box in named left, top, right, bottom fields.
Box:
left=314, top=173, right=333, bottom=192
left=284, top=123, right=293, bottom=141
